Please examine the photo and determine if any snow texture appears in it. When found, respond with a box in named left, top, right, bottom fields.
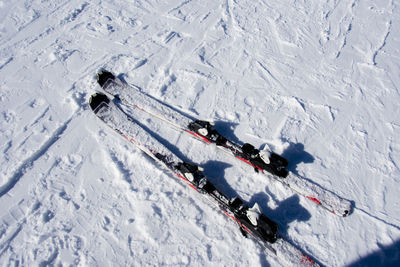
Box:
left=0, top=0, right=400, bottom=266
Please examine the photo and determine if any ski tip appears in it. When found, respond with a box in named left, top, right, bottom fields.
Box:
left=89, top=93, right=110, bottom=111
left=97, top=70, right=115, bottom=88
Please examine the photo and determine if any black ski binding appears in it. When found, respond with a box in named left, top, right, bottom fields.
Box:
left=176, top=162, right=213, bottom=191
left=241, top=143, right=289, bottom=178
left=229, top=197, right=278, bottom=243
left=229, top=197, right=246, bottom=213
left=255, top=214, right=278, bottom=243
left=188, top=120, right=227, bottom=146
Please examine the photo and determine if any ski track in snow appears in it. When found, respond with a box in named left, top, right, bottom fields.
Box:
left=0, top=0, right=400, bottom=266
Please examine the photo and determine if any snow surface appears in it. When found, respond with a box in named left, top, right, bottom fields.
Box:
left=0, top=0, right=399, bottom=266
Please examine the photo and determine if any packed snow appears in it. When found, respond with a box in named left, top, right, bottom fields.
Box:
left=1, top=0, right=399, bottom=266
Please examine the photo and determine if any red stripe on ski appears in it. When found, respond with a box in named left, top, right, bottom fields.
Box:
left=306, top=196, right=321, bottom=205
left=176, top=173, right=188, bottom=182
left=221, top=210, right=251, bottom=234
left=176, top=174, right=199, bottom=192
left=185, top=130, right=212, bottom=144
left=301, top=254, right=317, bottom=266
left=124, top=135, right=137, bottom=144
left=188, top=183, right=199, bottom=191
left=221, top=209, right=235, bottom=220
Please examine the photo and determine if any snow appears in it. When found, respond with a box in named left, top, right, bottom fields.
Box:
left=0, top=0, right=399, bottom=266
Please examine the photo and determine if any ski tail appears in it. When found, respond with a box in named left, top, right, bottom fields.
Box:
left=97, top=70, right=116, bottom=88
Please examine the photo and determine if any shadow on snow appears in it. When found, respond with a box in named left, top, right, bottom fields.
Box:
left=347, top=239, right=400, bottom=267
left=281, top=142, right=314, bottom=175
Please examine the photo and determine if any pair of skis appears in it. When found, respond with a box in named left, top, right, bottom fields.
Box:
left=88, top=70, right=348, bottom=266
left=95, top=71, right=351, bottom=217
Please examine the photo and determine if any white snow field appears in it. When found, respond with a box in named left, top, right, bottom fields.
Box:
left=0, top=0, right=399, bottom=266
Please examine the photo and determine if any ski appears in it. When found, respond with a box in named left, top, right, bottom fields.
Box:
left=96, top=70, right=352, bottom=217
left=89, top=92, right=319, bottom=266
